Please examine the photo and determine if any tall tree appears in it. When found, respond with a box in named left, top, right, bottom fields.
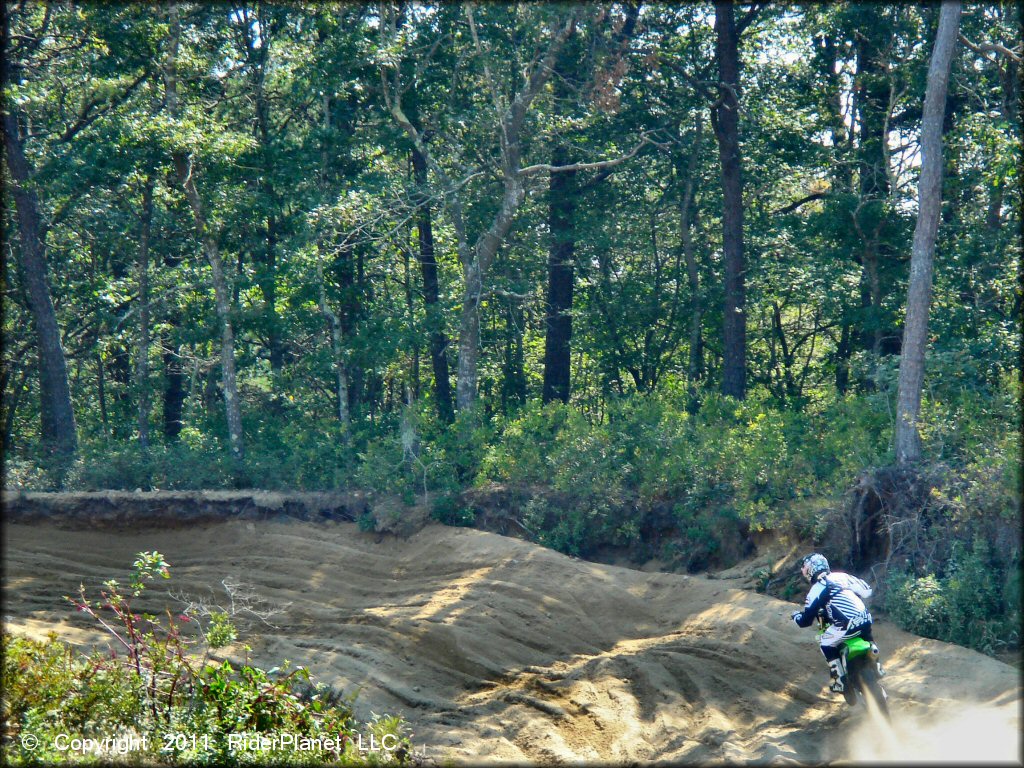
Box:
left=850, top=7, right=898, bottom=361
left=2, top=7, right=78, bottom=457
left=2, top=112, right=79, bottom=458
left=162, top=5, right=245, bottom=460
left=411, top=144, right=454, bottom=422
left=894, top=2, right=962, bottom=463
left=381, top=4, right=582, bottom=411
left=713, top=0, right=749, bottom=400
left=382, top=4, right=644, bottom=412
left=231, top=2, right=288, bottom=380
left=678, top=118, right=705, bottom=390
left=542, top=4, right=640, bottom=405
left=542, top=140, right=577, bottom=404
left=134, top=177, right=155, bottom=448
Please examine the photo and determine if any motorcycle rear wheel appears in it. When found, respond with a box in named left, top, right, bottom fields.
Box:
left=849, top=657, right=890, bottom=720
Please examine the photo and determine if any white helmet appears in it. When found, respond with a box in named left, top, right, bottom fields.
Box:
left=801, top=553, right=830, bottom=583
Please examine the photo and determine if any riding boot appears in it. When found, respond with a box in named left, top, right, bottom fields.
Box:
left=828, top=659, right=846, bottom=692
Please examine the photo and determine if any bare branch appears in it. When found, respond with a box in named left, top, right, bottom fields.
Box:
left=519, top=133, right=651, bottom=177
left=773, top=192, right=828, bottom=216
left=959, top=33, right=1021, bottom=63
left=485, top=287, right=534, bottom=302
left=735, top=2, right=767, bottom=37
left=60, top=68, right=151, bottom=142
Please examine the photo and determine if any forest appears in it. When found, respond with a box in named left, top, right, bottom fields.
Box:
left=3, top=1, right=1021, bottom=659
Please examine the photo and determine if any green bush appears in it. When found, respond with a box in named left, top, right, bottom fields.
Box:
left=430, top=494, right=476, bottom=527
left=3, top=379, right=1017, bottom=658
left=884, top=537, right=1015, bottom=655
left=884, top=572, right=951, bottom=640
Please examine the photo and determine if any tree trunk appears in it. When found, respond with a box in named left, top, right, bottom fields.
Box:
left=540, top=9, right=639, bottom=406
left=163, top=341, right=185, bottom=440
left=454, top=176, right=527, bottom=412
left=835, top=320, right=852, bottom=395
left=502, top=300, right=526, bottom=413
left=261, top=213, right=283, bottom=374
left=2, top=112, right=78, bottom=457
left=403, top=239, right=419, bottom=400
left=677, top=120, right=704, bottom=390
left=317, top=93, right=351, bottom=430
left=986, top=177, right=1003, bottom=232
left=317, top=256, right=350, bottom=430
left=250, top=17, right=280, bottom=369
left=2, top=365, right=31, bottom=453
left=383, top=6, right=576, bottom=413
left=172, top=155, right=244, bottom=460
left=853, top=14, right=895, bottom=360
left=161, top=229, right=186, bottom=440
left=97, top=352, right=108, bottom=435
left=713, top=0, right=746, bottom=400
left=135, top=177, right=155, bottom=448
left=251, top=38, right=283, bottom=378
left=820, top=31, right=853, bottom=192
left=411, top=146, right=454, bottom=422
left=456, top=260, right=485, bottom=411
left=164, top=7, right=244, bottom=460
left=332, top=242, right=363, bottom=416
left=542, top=144, right=576, bottom=404
left=894, top=1, right=961, bottom=464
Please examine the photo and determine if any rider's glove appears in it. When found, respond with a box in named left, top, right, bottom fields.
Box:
left=791, top=610, right=802, bottom=624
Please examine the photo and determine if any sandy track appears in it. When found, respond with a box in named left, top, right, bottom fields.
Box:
left=3, top=518, right=1020, bottom=764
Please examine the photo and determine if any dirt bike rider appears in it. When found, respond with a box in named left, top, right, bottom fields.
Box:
left=791, top=553, right=874, bottom=693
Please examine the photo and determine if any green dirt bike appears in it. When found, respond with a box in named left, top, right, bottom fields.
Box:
left=818, top=616, right=890, bottom=720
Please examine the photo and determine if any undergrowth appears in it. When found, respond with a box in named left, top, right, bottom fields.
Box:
left=3, top=382, right=1019, bottom=657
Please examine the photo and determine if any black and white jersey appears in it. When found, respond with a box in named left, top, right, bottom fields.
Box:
left=795, top=572, right=873, bottom=630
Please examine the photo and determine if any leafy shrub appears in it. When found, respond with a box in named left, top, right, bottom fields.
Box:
left=1, top=632, right=142, bottom=749
left=884, top=537, right=1015, bottom=655
left=430, top=494, right=476, bottom=527
left=355, top=434, right=416, bottom=501
left=520, top=496, right=601, bottom=557
left=885, top=572, right=950, bottom=640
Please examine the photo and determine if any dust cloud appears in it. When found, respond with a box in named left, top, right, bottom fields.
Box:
left=838, top=699, right=1021, bottom=763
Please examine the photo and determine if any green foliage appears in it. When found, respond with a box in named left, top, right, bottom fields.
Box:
left=476, top=390, right=893, bottom=561
left=752, top=568, right=772, bottom=594
left=206, top=612, right=238, bottom=650
left=355, top=435, right=416, bottom=501
left=884, top=538, right=1018, bottom=655
left=1, top=554, right=412, bottom=765
left=885, top=573, right=950, bottom=640
left=356, top=509, right=378, bottom=533
left=430, top=494, right=476, bottom=527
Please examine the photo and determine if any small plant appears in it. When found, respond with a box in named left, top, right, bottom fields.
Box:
left=67, top=550, right=193, bottom=724
left=205, top=611, right=237, bottom=649
left=430, top=494, right=476, bottom=527
left=752, top=567, right=772, bottom=594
